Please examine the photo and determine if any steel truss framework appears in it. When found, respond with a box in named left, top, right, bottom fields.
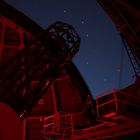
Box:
left=97, top=0, right=140, bottom=77
left=0, top=21, right=80, bottom=119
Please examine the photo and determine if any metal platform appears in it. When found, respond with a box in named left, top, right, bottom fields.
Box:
left=23, top=88, right=140, bottom=140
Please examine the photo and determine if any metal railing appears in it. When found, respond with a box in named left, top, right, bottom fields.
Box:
left=96, top=88, right=140, bottom=119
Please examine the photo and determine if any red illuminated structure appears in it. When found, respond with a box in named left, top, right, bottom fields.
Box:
left=0, top=0, right=140, bottom=140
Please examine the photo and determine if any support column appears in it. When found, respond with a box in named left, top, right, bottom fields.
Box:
left=51, top=81, right=62, bottom=114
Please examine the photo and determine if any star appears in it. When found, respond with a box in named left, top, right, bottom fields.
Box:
left=117, top=69, right=121, bottom=72
left=86, top=34, right=89, bottom=37
left=86, top=61, right=89, bottom=65
left=63, top=10, right=67, bottom=13
left=81, top=20, right=85, bottom=24
left=103, top=78, right=107, bottom=82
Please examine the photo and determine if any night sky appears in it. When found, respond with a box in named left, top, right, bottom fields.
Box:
left=6, top=0, right=135, bottom=97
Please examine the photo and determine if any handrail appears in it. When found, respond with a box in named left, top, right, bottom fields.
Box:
left=96, top=88, right=140, bottom=119
left=96, top=88, right=117, bottom=99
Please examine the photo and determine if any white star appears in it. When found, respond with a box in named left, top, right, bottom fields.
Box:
left=81, top=20, right=85, bottom=24
left=86, top=62, right=89, bottom=65
left=86, top=34, right=89, bottom=37
left=103, top=78, right=107, bottom=82
left=117, top=69, right=121, bottom=72
left=63, top=10, right=67, bottom=13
